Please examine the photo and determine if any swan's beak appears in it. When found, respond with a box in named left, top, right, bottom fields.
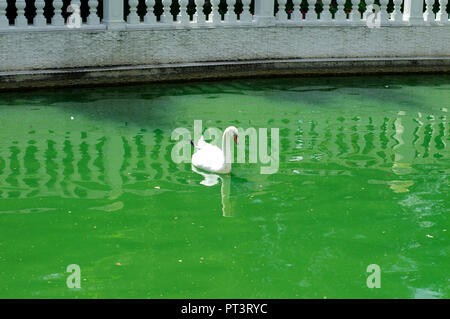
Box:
left=233, top=135, right=238, bottom=145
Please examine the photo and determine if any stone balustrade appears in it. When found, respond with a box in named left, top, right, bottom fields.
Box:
left=0, top=0, right=448, bottom=31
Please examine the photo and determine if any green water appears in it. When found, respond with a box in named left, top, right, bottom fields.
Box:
left=0, top=75, right=449, bottom=299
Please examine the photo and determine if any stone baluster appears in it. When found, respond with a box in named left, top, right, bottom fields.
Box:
left=69, top=0, right=82, bottom=27
left=15, top=0, right=28, bottom=27
left=178, top=0, right=189, bottom=24
left=127, top=0, right=140, bottom=24
left=0, top=0, right=9, bottom=27
left=194, top=0, right=205, bottom=23
left=52, top=0, right=65, bottom=25
left=305, top=0, right=316, bottom=21
left=335, top=0, right=347, bottom=22
left=348, top=0, right=359, bottom=23
left=160, top=0, right=172, bottom=23
left=423, top=0, right=435, bottom=24
left=390, top=0, right=403, bottom=24
left=436, top=0, right=449, bottom=24
left=363, top=0, right=374, bottom=21
left=88, top=0, right=100, bottom=25
left=210, top=0, right=221, bottom=24
left=380, top=0, right=389, bottom=24
left=276, top=0, right=288, bottom=22
left=71, top=0, right=81, bottom=11
left=225, top=0, right=237, bottom=23
left=144, top=0, right=157, bottom=24
left=321, top=0, right=332, bottom=22
left=240, top=0, right=252, bottom=23
left=292, top=0, right=301, bottom=21
left=34, top=0, right=47, bottom=26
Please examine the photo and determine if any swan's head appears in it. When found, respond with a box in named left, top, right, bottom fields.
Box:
left=224, top=126, right=239, bottom=145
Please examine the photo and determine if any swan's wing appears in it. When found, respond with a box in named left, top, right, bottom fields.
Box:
left=192, top=143, right=225, bottom=173
left=191, top=136, right=207, bottom=151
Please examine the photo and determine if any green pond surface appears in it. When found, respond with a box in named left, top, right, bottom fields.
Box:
left=0, top=75, right=449, bottom=299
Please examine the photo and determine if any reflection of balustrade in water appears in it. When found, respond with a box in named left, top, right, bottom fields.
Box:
left=286, top=110, right=448, bottom=175
left=0, top=129, right=189, bottom=199
left=0, top=109, right=446, bottom=199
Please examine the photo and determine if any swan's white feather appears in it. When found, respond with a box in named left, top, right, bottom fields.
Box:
left=192, top=140, right=226, bottom=173
left=197, top=136, right=208, bottom=148
left=191, top=127, right=238, bottom=174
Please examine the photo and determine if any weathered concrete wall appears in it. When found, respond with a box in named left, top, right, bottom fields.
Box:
left=1, top=25, right=449, bottom=72
left=2, top=57, right=450, bottom=91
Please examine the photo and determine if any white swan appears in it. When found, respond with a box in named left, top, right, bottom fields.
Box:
left=191, top=126, right=239, bottom=174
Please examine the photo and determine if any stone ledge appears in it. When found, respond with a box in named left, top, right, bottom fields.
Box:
left=1, top=57, right=450, bottom=91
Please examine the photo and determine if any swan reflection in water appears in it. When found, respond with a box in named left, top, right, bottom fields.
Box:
left=191, top=165, right=234, bottom=217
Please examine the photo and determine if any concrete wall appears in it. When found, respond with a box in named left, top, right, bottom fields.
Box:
left=1, top=25, right=450, bottom=72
